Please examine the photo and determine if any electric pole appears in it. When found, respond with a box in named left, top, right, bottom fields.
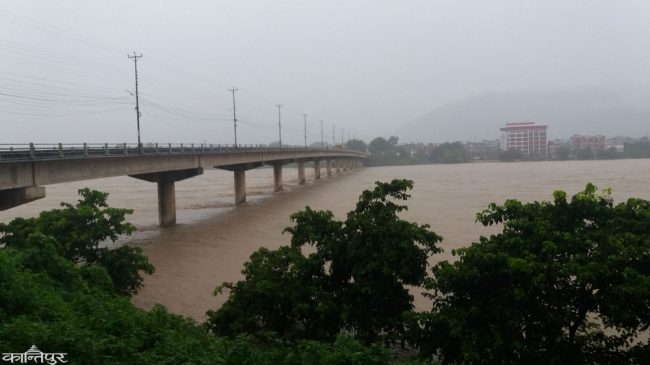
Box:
left=228, top=87, right=238, bottom=147
left=320, top=120, right=324, bottom=148
left=303, top=114, right=308, bottom=148
left=275, top=104, right=283, bottom=148
left=341, top=128, right=344, bottom=146
left=332, top=125, right=335, bottom=146
left=127, top=52, right=143, bottom=149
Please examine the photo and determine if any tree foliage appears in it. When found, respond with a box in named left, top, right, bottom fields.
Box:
left=430, top=142, right=470, bottom=164
left=346, top=138, right=368, bottom=152
left=0, top=188, right=154, bottom=296
left=207, top=179, right=442, bottom=343
left=0, top=191, right=396, bottom=364
left=0, top=240, right=391, bottom=364
left=369, top=137, right=397, bottom=154
left=414, top=184, right=650, bottom=364
left=624, top=137, right=650, bottom=158
left=498, top=148, right=524, bottom=161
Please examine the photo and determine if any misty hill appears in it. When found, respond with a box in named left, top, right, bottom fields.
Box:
left=397, top=88, right=650, bottom=143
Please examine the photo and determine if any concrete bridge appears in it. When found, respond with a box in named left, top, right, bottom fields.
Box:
left=0, top=143, right=367, bottom=226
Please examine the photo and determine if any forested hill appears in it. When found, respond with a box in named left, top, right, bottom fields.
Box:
left=397, top=87, right=650, bottom=143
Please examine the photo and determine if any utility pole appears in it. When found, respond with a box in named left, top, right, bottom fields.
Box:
left=127, top=52, right=143, bottom=149
left=303, top=114, right=308, bottom=148
left=348, top=132, right=351, bottom=142
left=228, top=87, right=238, bottom=147
left=320, top=120, right=324, bottom=148
left=332, top=125, right=335, bottom=146
left=275, top=104, right=283, bottom=148
left=341, top=128, right=344, bottom=146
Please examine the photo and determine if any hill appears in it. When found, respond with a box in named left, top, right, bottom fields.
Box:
left=397, top=88, right=650, bottom=143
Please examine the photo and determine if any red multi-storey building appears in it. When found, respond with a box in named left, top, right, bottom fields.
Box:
left=500, top=122, right=548, bottom=157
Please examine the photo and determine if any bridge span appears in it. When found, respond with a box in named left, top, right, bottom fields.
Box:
left=0, top=143, right=367, bottom=226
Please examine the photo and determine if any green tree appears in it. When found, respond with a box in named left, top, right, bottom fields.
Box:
left=430, top=142, right=470, bottom=163
left=368, top=137, right=396, bottom=154
left=498, top=148, right=524, bottom=161
left=346, top=138, right=368, bottom=152
left=555, top=145, right=571, bottom=160
left=624, top=137, right=650, bottom=158
left=0, top=188, right=154, bottom=296
left=207, top=179, right=442, bottom=343
left=598, top=146, right=619, bottom=159
left=574, top=147, right=595, bottom=160
left=416, top=184, right=650, bottom=364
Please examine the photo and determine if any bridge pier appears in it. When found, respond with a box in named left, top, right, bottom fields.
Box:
left=218, top=162, right=264, bottom=205
left=157, top=179, right=176, bottom=227
left=272, top=163, right=283, bottom=192
left=314, top=159, right=321, bottom=180
left=234, top=169, right=246, bottom=204
left=297, top=161, right=306, bottom=185
left=130, top=167, right=203, bottom=227
left=335, top=159, right=341, bottom=174
left=326, top=158, right=332, bottom=176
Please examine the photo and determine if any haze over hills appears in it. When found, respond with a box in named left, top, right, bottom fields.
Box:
left=397, top=88, right=650, bottom=144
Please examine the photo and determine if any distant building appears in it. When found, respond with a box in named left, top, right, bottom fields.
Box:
left=467, top=139, right=500, bottom=160
left=500, top=122, right=548, bottom=157
left=605, top=136, right=631, bottom=153
left=570, top=134, right=606, bottom=153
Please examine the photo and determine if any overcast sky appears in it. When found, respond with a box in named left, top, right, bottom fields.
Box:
left=1, top=0, right=649, bottom=145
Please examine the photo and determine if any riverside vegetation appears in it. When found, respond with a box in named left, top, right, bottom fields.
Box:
left=1, top=181, right=649, bottom=364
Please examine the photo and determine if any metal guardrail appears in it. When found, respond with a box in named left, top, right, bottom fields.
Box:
left=0, top=143, right=365, bottom=162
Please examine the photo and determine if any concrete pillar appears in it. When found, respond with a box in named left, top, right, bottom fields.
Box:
left=297, top=161, right=306, bottom=185
left=335, top=159, right=341, bottom=173
left=157, top=179, right=176, bottom=227
left=234, top=169, right=246, bottom=205
left=130, top=167, right=203, bottom=227
left=314, top=159, right=321, bottom=179
left=326, top=158, right=332, bottom=176
left=273, top=163, right=283, bottom=192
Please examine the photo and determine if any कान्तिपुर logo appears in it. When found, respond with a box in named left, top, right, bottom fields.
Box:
left=1, top=345, right=67, bottom=364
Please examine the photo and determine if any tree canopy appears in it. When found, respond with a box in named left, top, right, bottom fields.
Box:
left=411, top=184, right=650, bottom=364
left=207, top=179, right=442, bottom=343
left=0, top=188, right=154, bottom=296
left=346, top=138, right=368, bottom=152
left=430, top=142, right=470, bottom=163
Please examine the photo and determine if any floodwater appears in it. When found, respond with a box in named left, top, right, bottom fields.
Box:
left=2, top=160, right=650, bottom=321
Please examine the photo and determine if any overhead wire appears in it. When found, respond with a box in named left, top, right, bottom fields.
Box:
left=0, top=9, right=361, bottom=142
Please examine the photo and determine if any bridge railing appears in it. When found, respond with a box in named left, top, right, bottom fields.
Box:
left=0, top=143, right=364, bottom=162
